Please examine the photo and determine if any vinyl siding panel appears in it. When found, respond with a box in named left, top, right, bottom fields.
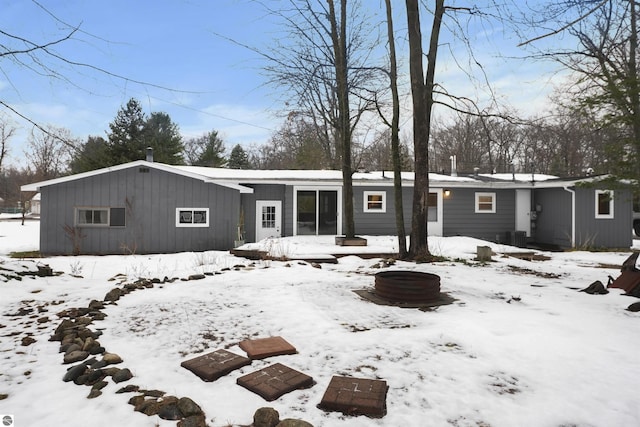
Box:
left=39, top=166, right=239, bottom=255
left=352, top=186, right=412, bottom=235
left=442, top=188, right=515, bottom=242
left=575, top=187, right=632, bottom=248
left=532, top=188, right=572, bottom=247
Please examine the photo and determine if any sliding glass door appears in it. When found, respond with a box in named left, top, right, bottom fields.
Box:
left=295, top=188, right=340, bottom=235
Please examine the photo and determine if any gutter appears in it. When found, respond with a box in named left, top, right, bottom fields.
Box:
left=563, top=186, right=576, bottom=248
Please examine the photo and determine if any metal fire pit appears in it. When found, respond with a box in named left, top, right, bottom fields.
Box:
left=374, top=271, right=441, bottom=303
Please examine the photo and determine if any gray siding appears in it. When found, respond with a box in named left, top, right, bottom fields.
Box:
left=574, top=187, right=632, bottom=248
left=442, top=188, right=515, bottom=242
left=532, top=188, right=572, bottom=247
left=40, top=166, right=239, bottom=255
left=533, top=186, right=633, bottom=249
left=241, top=184, right=286, bottom=242
left=352, top=186, right=411, bottom=235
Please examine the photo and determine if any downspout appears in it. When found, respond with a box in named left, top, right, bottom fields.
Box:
left=563, top=186, right=576, bottom=248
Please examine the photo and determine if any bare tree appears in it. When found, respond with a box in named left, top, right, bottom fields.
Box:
left=0, top=115, right=16, bottom=172
left=257, top=0, right=385, bottom=238
left=512, top=0, right=640, bottom=181
left=405, top=0, right=445, bottom=260
left=25, top=125, right=75, bottom=180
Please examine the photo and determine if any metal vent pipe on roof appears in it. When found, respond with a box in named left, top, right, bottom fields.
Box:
left=146, top=147, right=153, bottom=162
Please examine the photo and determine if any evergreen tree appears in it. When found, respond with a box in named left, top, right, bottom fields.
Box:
left=184, top=130, right=226, bottom=167
left=227, top=144, right=251, bottom=169
left=107, top=98, right=146, bottom=165
left=69, top=136, right=110, bottom=173
left=143, top=112, right=184, bottom=164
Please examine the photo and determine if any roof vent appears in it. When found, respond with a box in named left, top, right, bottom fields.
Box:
left=146, top=147, right=153, bottom=162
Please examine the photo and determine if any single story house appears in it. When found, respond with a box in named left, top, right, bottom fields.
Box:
left=21, top=159, right=633, bottom=255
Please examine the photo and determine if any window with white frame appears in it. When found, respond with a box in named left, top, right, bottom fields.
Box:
left=475, top=192, right=496, bottom=213
left=76, top=208, right=108, bottom=226
left=595, top=190, right=614, bottom=219
left=75, top=207, right=126, bottom=227
left=364, top=191, right=386, bottom=213
left=176, top=208, right=209, bottom=227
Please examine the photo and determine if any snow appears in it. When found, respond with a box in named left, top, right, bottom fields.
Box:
left=1, top=219, right=640, bottom=427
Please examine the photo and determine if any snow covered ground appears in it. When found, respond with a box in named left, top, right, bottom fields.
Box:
left=1, top=217, right=640, bottom=427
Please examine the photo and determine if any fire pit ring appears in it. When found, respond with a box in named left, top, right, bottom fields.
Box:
left=374, top=271, right=441, bottom=303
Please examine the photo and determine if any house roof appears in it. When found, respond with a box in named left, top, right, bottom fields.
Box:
left=20, top=160, right=614, bottom=193
left=20, top=161, right=254, bottom=194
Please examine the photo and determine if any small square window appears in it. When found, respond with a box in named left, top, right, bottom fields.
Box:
left=475, top=192, right=496, bottom=213
left=176, top=208, right=210, bottom=227
left=363, top=191, right=386, bottom=213
left=595, top=190, right=614, bottom=219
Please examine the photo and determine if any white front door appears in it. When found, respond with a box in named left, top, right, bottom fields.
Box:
left=427, top=189, right=443, bottom=236
left=255, top=200, right=282, bottom=241
left=516, top=189, right=531, bottom=237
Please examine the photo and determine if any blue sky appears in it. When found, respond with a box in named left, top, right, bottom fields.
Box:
left=1, top=0, right=564, bottom=168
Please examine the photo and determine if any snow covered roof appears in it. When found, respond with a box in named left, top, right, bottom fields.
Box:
left=21, top=160, right=612, bottom=192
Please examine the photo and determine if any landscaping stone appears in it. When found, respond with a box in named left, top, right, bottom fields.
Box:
left=318, top=376, right=388, bottom=418
left=177, top=397, right=203, bottom=418
left=63, top=364, right=87, bottom=382
left=112, top=368, right=133, bottom=383
left=157, top=402, right=182, bottom=420
left=178, top=415, right=207, bottom=427
left=239, top=336, right=297, bottom=360
left=102, top=352, right=123, bottom=365
left=237, top=363, right=314, bottom=401
left=254, top=407, right=280, bottom=427
left=104, top=288, right=122, bottom=302
left=63, top=350, right=89, bottom=364
left=181, top=349, right=251, bottom=382
left=87, top=389, right=102, bottom=399
left=627, top=302, right=640, bottom=312
left=277, top=419, right=314, bottom=427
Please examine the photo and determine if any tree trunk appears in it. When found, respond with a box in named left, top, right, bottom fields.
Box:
left=328, top=0, right=355, bottom=238
left=384, top=0, right=407, bottom=258
left=406, top=0, right=445, bottom=260
left=629, top=0, right=640, bottom=170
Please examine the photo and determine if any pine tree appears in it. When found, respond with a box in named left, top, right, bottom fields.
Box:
left=227, top=144, right=251, bottom=169
left=107, top=98, right=146, bottom=165
left=143, top=112, right=184, bottom=164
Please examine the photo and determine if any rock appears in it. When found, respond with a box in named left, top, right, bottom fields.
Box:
left=178, top=415, right=207, bottom=427
left=177, top=397, right=203, bottom=418
left=65, top=343, right=82, bottom=354
left=102, top=352, right=123, bottom=365
left=104, top=288, right=122, bottom=302
left=188, top=274, right=206, bottom=281
left=89, top=346, right=106, bottom=355
left=21, top=336, right=36, bottom=346
left=63, top=364, right=88, bottom=382
left=63, top=350, right=89, bottom=364
left=254, top=407, right=280, bottom=427
left=88, top=300, right=105, bottom=310
left=112, top=368, right=133, bottom=383
left=627, top=302, right=640, bottom=312
left=92, top=380, right=108, bottom=391
left=86, top=369, right=106, bottom=385
left=117, top=385, right=140, bottom=394
left=157, top=402, right=182, bottom=420
left=128, top=395, right=146, bottom=407
left=87, top=389, right=102, bottom=399
left=276, top=419, right=314, bottom=427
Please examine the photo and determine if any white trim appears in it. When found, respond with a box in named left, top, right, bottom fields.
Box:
left=75, top=207, right=109, bottom=227
left=175, top=208, right=210, bottom=227
left=475, top=192, right=496, bottom=213
left=292, top=186, right=342, bottom=236
left=363, top=191, right=386, bottom=213
left=595, top=190, right=614, bottom=219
